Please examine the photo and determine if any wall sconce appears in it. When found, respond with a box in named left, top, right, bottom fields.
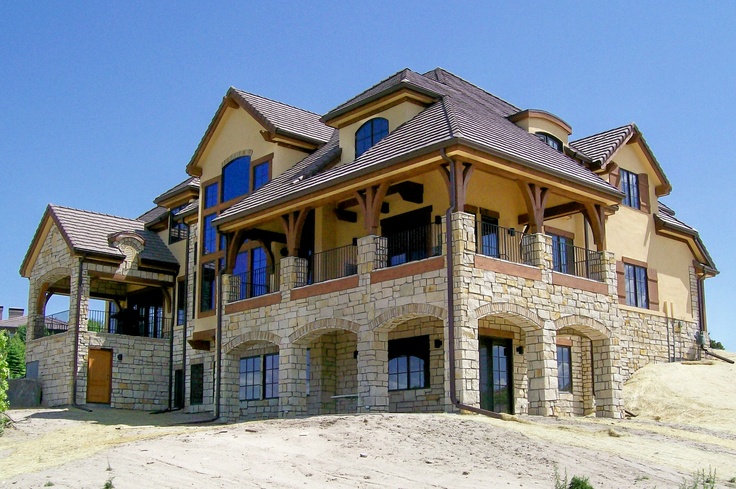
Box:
left=516, top=346, right=524, bottom=355
left=353, top=350, right=359, bottom=359
left=117, top=354, right=123, bottom=361
left=434, top=339, right=443, bottom=349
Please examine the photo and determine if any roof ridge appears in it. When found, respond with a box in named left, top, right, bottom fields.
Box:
left=570, top=123, right=634, bottom=144
left=50, top=204, right=138, bottom=223
left=230, top=87, right=323, bottom=117
left=323, top=68, right=415, bottom=114
left=427, top=67, right=521, bottom=112
left=440, top=98, right=462, bottom=138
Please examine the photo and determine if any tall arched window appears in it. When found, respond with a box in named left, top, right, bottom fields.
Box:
left=222, top=156, right=250, bottom=202
left=355, top=118, right=389, bottom=158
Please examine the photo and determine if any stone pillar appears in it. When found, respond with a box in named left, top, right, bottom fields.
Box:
left=279, top=344, right=308, bottom=417
left=592, top=250, right=618, bottom=295
left=526, top=323, right=558, bottom=416
left=187, top=223, right=199, bottom=324
left=356, top=235, right=381, bottom=286
left=68, top=259, right=90, bottom=334
left=26, top=279, right=44, bottom=341
left=449, top=212, right=480, bottom=408
left=357, top=329, right=389, bottom=412
left=222, top=273, right=234, bottom=303
left=581, top=340, right=596, bottom=415
left=279, top=256, right=308, bottom=291
left=220, top=353, right=240, bottom=422
left=526, top=233, right=552, bottom=269
left=593, top=338, right=624, bottom=418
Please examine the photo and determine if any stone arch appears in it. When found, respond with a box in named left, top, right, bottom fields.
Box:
left=554, top=315, right=608, bottom=341
left=224, top=331, right=281, bottom=355
left=370, top=303, right=447, bottom=333
left=473, top=302, right=543, bottom=332
left=220, top=149, right=254, bottom=169
left=289, top=318, right=361, bottom=345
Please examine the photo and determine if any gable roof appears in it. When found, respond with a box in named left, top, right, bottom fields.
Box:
left=186, top=88, right=333, bottom=175
left=571, top=123, right=672, bottom=195
left=137, top=206, right=168, bottom=225
left=20, top=205, right=178, bottom=276
left=153, top=176, right=200, bottom=205
left=216, top=68, right=621, bottom=227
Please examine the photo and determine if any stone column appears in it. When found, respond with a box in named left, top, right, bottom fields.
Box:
left=593, top=338, right=624, bottom=418
left=449, top=212, right=480, bottom=408
left=69, top=259, right=90, bottom=334
left=219, top=353, right=241, bottom=422
left=356, top=235, right=381, bottom=286
left=279, top=256, right=308, bottom=292
left=526, top=233, right=552, bottom=269
left=526, top=322, right=558, bottom=416
left=26, top=279, right=44, bottom=341
left=279, top=344, right=308, bottom=417
left=357, top=329, right=389, bottom=412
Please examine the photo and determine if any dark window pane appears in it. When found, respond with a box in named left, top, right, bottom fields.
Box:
left=190, top=363, right=204, bottom=405
left=200, top=261, right=216, bottom=312
left=203, top=214, right=217, bottom=255
left=387, top=335, right=430, bottom=391
left=355, top=118, right=389, bottom=158
left=222, top=156, right=250, bottom=202
left=204, top=183, right=219, bottom=209
left=239, top=356, right=261, bottom=401
left=253, top=161, right=270, bottom=190
left=557, top=346, right=571, bottom=392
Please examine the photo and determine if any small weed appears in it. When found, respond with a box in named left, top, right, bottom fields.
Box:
left=106, top=458, right=112, bottom=472
left=553, top=463, right=568, bottom=489
left=569, top=475, right=594, bottom=489
left=103, top=477, right=114, bottom=489
left=679, top=467, right=716, bottom=489
left=44, top=482, right=54, bottom=487
left=729, top=476, right=736, bottom=483
left=635, top=475, right=650, bottom=482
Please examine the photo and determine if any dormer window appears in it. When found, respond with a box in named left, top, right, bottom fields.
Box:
left=536, top=132, right=562, bottom=152
left=355, top=118, right=389, bottom=158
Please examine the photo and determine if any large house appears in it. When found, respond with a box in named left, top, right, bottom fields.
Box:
left=20, top=68, right=716, bottom=419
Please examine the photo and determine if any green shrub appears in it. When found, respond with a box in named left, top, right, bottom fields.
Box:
left=569, top=475, right=594, bottom=489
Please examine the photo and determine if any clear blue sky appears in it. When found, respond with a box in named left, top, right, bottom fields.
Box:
left=1, top=3, right=734, bottom=348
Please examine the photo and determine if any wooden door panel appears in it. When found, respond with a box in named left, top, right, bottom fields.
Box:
left=87, top=349, right=112, bottom=403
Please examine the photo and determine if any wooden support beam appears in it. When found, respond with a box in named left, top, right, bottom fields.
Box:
left=582, top=202, right=606, bottom=251
left=440, top=162, right=474, bottom=212
left=518, top=182, right=549, bottom=234
left=517, top=202, right=586, bottom=225
left=280, top=208, right=312, bottom=257
left=355, top=183, right=389, bottom=235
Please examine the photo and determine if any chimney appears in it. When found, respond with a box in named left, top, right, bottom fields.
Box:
left=0, top=306, right=3, bottom=320
left=8, top=308, right=24, bottom=319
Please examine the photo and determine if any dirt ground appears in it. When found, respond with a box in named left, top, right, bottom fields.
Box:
left=1, top=352, right=735, bottom=489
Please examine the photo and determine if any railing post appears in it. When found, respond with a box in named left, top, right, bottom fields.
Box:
left=356, top=235, right=382, bottom=285
left=279, top=256, right=308, bottom=291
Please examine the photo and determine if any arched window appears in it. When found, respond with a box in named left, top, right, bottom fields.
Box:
left=535, top=132, right=563, bottom=152
left=387, top=335, right=429, bottom=390
left=355, top=118, right=389, bottom=158
left=222, top=156, right=250, bottom=202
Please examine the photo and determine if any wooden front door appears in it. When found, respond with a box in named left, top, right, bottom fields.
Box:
left=87, top=349, right=112, bottom=404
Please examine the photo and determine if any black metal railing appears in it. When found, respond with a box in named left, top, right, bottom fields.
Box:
left=378, top=222, right=443, bottom=269
left=552, top=243, right=604, bottom=281
left=477, top=222, right=533, bottom=265
left=228, top=264, right=279, bottom=302
left=309, top=244, right=358, bottom=284
left=43, top=309, right=169, bottom=338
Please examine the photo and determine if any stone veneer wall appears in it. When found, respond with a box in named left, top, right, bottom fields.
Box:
left=25, top=333, right=75, bottom=406
left=74, top=332, right=170, bottom=409
left=388, top=317, right=445, bottom=413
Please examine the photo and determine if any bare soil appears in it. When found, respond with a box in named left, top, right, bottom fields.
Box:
left=1, top=352, right=735, bottom=489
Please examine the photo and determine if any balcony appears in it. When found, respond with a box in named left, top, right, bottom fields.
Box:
left=476, top=222, right=533, bottom=266
left=307, top=244, right=358, bottom=284
left=376, top=222, right=443, bottom=270
left=43, top=309, right=170, bottom=338
left=552, top=242, right=604, bottom=282
left=228, top=264, right=280, bottom=302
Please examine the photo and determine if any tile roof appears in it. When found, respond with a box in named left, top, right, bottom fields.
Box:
left=137, top=206, right=168, bottom=224
left=174, top=199, right=199, bottom=218
left=217, top=68, right=621, bottom=226
left=230, top=88, right=334, bottom=144
left=570, top=124, right=634, bottom=165
left=153, top=176, right=200, bottom=205
left=50, top=205, right=178, bottom=267
left=0, top=315, right=26, bottom=330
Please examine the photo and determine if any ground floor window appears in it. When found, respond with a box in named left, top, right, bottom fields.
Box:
left=388, top=335, right=429, bottom=391
left=239, top=353, right=279, bottom=400
left=190, top=363, right=204, bottom=405
left=557, top=345, right=572, bottom=392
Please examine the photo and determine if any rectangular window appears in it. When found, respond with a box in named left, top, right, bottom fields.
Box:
left=190, top=363, right=204, bottom=405
left=169, top=205, right=189, bottom=244
left=200, top=261, right=216, bottom=312
left=557, top=346, right=572, bottom=392
left=204, top=183, right=219, bottom=209
left=264, top=353, right=279, bottom=399
left=480, top=216, right=499, bottom=258
left=624, top=263, right=649, bottom=308
left=620, top=169, right=640, bottom=209
left=253, top=161, right=270, bottom=190
left=176, top=280, right=186, bottom=325
left=388, top=335, right=430, bottom=391
left=550, top=234, right=574, bottom=274
left=239, top=354, right=279, bottom=400
left=203, top=214, right=217, bottom=255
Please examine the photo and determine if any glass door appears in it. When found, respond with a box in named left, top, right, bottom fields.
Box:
left=479, top=336, right=513, bottom=414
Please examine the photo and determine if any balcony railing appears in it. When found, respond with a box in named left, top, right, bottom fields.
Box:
left=42, top=309, right=169, bottom=338
left=477, top=222, right=533, bottom=266
left=377, top=222, right=443, bottom=270
left=228, top=264, right=280, bottom=302
left=308, top=244, right=358, bottom=284
left=552, top=243, right=604, bottom=282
